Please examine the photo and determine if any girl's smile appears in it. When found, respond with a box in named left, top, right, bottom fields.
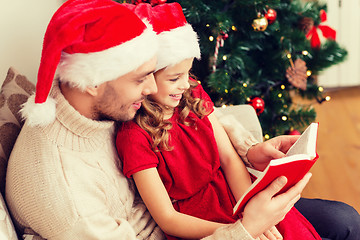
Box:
left=151, top=58, right=194, bottom=113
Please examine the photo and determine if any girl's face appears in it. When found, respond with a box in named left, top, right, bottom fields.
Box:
left=151, top=58, right=194, bottom=115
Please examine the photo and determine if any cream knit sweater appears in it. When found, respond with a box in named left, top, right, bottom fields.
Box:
left=5, top=82, right=254, bottom=240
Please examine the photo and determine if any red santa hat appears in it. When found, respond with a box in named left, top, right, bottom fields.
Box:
left=21, top=0, right=158, bottom=126
left=124, top=2, right=200, bottom=72
left=151, top=3, right=201, bottom=71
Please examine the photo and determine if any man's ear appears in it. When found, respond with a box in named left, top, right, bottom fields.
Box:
left=85, top=86, right=98, bottom=97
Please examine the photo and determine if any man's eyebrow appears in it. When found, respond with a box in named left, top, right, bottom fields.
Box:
left=138, top=70, right=155, bottom=78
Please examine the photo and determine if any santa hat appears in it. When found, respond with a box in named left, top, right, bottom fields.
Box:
left=21, top=0, right=158, bottom=126
left=124, top=3, right=200, bottom=71
left=152, top=3, right=201, bottom=71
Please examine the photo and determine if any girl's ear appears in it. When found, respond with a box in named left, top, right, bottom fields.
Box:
left=85, top=86, right=98, bottom=97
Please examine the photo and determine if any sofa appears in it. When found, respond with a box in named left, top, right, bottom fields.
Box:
left=0, top=67, right=263, bottom=240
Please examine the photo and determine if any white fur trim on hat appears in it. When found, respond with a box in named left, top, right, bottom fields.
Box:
left=57, top=27, right=158, bottom=91
left=20, top=94, right=57, bottom=127
left=155, top=24, right=201, bottom=72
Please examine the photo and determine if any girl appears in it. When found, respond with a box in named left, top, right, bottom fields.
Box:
left=116, top=3, right=320, bottom=240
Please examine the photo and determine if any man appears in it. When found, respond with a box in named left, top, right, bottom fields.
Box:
left=5, top=0, right=357, bottom=239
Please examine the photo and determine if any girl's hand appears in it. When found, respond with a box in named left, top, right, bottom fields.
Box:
left=246, top=135, right=299, bottom=171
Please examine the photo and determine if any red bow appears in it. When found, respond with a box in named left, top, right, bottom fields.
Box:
left=306, top=10, right=336, bottom=48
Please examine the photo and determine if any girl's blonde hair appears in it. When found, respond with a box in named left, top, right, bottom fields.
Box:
left=135, top=78, right=210, bottom=151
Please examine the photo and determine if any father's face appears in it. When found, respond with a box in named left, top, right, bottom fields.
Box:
left=94, top=56, right=157, bottom=122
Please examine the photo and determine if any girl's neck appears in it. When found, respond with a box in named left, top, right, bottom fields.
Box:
left=162, top=106, right=175, bottom=120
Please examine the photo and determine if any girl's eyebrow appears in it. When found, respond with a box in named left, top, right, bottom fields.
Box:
left=167, top=72, right=182, bottom=77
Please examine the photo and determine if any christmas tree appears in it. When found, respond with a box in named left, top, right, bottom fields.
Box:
left=121, top=0, right=347, bottom=139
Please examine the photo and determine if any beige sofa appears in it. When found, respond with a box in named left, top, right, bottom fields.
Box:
left=0, top=67, right=262, bottom=240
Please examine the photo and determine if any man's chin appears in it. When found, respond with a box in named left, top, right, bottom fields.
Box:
left=119, top=116, right=135, bottom=122
left=117, top=110, right=138, bottom=122
left=115, top=114, right=135, bottom=122
left=98, top=112, right=136, bottom=122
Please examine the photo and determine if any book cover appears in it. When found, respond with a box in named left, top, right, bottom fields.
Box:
left=233, top=123, right=319, bottom=216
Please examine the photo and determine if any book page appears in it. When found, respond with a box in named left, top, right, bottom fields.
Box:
left=286, top=123, right=318, bottom=157
left=246, top=167, right=262, bottom=178
left=234, top=123, right=319, bottom=216
left=270, top=154, right=312, bottom=165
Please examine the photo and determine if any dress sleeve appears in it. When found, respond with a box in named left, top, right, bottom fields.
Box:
left=190, top=78, right=214, bottom=115
left=116, top=123, right=159, bottom=178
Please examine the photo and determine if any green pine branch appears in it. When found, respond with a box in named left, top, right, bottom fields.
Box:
left=117, top=0, right=347, bottom=137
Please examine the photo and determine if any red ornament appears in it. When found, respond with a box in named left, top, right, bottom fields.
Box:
left=286, top=129, right=301, bottom=135
left=265, top=8, right=277, bottom=24
left=133, top=0, right=145, bottom=4
left=247, top=97, right=265, bottom=116
left=150, top=0, right=167, bottom=5
left=221, top=31, right=229, bottom=40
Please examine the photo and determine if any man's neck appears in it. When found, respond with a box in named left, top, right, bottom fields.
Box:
left=59, top=82, right=95, bottom=120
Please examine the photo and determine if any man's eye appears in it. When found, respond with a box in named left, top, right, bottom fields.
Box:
left=137, top=79, right=145, bottom=84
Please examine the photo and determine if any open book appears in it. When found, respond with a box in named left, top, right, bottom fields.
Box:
left=233, top=122, right=319, bottom=216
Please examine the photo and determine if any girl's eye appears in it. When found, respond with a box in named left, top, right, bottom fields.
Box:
left=169, top=77, right=180, bottom=82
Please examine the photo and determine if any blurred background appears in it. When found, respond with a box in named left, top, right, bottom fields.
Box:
left=1, top=0, right=359, bottom=212
left=2, top=0, right=359, bottom=88
left=0, top=0, right=64, bottom=84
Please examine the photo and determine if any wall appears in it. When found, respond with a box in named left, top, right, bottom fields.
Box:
left=315, top=0, right=360, bottom=87
left=0, top=1, right=64, bottom=86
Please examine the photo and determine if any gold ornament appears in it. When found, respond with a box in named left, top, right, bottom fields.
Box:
left=252, top=17, right=268, bottom=32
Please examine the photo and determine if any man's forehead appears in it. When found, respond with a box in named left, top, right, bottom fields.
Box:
left=130, top=68, right=155, bottom=80
left=127, top=56, right=157, bottom=79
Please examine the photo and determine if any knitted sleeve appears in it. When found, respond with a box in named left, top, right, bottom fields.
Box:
left=216, top=114, right=259, bottom=167
left=51, top=216, right=138, bottom=240
left=201, top=220, right=255, bottom=240
left=6, top=125, right=140, bottom=240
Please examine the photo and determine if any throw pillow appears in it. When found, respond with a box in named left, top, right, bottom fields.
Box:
left=0, top=193, right=18, bottom=240
left=0, top=67, right=35, bottom=195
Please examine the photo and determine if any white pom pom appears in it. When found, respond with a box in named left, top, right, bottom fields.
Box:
left=20, top=94, right=57, bottom=127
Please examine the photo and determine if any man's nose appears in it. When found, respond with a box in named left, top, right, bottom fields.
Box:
left=142, top=74, right=157, bottom=95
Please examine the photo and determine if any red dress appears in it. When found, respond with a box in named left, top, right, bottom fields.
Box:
left=116, top=83, right=321, bottom=240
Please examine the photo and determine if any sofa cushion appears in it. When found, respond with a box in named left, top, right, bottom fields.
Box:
left=0, top=193, right=18, bottom=240
left=0, top=67, right=35, bottom=195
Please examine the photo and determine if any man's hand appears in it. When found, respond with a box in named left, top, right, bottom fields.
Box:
left=241, top=173, right=312, bottom=239
left=256, top=226, right=283, bottom=240
left=246, top=135, right=300, bottom=171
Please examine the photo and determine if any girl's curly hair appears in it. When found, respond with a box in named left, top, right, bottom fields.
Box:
left=135, top=79, right=210, bottom=151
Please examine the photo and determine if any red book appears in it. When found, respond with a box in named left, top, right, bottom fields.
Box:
left=233, top=123, right=319, bottom=216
